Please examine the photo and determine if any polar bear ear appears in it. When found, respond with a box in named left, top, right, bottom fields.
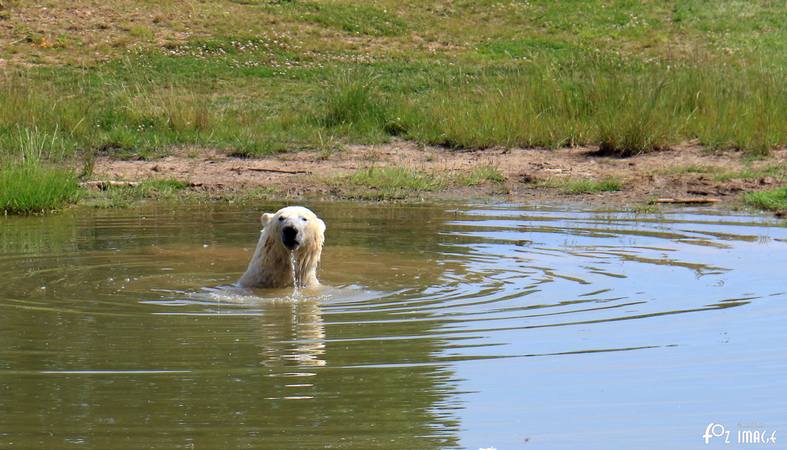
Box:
left=260, top=213, right=275, bottom=227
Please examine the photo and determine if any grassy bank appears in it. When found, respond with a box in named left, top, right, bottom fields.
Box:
left=1, top=1, right=785, bottom=161
left=0, top=0, right=785, bottom=213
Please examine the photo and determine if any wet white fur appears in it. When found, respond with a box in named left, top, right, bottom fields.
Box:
left=238, top=206, right=326, bottom=288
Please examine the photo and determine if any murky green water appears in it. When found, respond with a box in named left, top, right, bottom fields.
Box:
left=1, top=203, right=786, bottom=449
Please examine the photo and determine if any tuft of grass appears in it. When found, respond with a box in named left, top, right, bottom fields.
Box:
left=0, top=162, right=79, bottom=214
left=542, top=177, right=623, bottom=194
left=563, top=178, right=623, bottom=194
left=595, top=78, right=671, bottom=156
left=317, top=75, right=391, bottom=142
left=460, top=164, right=506, bottom=186
left=333, top=166, right=445, bottom=200
left=226, top=135, right=288, bottom=158
left=81, top=178, right=189, bottom=208
left=140, top=179, right=189, bottom=194
left=744, top=186, right=787, bottom=212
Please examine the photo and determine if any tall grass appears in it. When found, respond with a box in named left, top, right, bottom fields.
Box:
left=0, top=74, right=87, bottom=161
left=399, top=65, right=598, bottom=149
left=0, top=69, right=323, bottom=161
left=595, top=78, right=672, bottom=156
left=460, top=164, right=506, bottom=186
left=392, top=57, right=783, bottom=154
left=317, top=75, right=391, bottom=142
left=0, top=162, right=79, bottom=214
left=400, top=57, right=785, bottom=155
left=0, top=75, right=82, bottom=213
left=0, top=53, right=784, bottom=163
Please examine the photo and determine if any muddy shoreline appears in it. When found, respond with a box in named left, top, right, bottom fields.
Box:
left=89, top=142, right=786, bottom=212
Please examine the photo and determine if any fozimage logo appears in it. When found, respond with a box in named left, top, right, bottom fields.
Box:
left=703, top=422, right=777, bottom=446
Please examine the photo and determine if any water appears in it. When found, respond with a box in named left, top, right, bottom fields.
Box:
left=289, top=252, right=299, bottom=291
left=1, top=202, right=785, bottom=449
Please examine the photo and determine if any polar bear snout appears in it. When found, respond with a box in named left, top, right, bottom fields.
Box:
left=281, top=225, right=300, bottom=250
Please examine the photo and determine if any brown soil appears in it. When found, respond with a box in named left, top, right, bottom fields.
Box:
left=90, top=142, right=787, bottom=209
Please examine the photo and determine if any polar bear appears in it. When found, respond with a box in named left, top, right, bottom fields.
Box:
left=238, top=206, right=326, bottom=289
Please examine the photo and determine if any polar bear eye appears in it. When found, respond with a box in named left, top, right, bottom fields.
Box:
left=301, top=217, right=308, bottom=222
left=278, top=216, right=285, bottom=222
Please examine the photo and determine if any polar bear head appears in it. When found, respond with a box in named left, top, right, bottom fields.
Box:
left=239, top=206, right=326, bottom=289
left=261, top=206, right=326, bottom=253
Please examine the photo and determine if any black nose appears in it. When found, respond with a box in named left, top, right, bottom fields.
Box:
left=282, top=226, right=299, bottom=249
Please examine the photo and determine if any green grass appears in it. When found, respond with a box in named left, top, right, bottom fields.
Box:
left=0, top=162, right=79, bottom=214
left=80, top=179, right=189, bottom=208
left=316, top=74, right=391, bottom=142
left=713, top=164, right=786, bottom=182
left=0, top=0, right=784, bottom=168
left=332, top=167, right=446, bottom=200
left=661, top=164, right=786, bottom=181
left=281, top=2, right=406, bottom=37
left=539, top=177, right=624, bottom=194
left=398, top=59, right=784, bottom=154
left=332, top=164, right=508, bottom=200
left=563, top=178, right=623, bottom=194
left=460, top=165, right=506, bottom=186
left=141, top=179, right=189, bottom=194
left=744, top=186, right=787, bottom=212
left=79, top=179, right=284, bottom=208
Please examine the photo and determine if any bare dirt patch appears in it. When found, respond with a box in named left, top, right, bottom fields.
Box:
left=90, top=142, right=787, bottom=208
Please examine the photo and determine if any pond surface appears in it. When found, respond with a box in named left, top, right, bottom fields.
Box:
left=1, top=202, right=786, bottom=449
